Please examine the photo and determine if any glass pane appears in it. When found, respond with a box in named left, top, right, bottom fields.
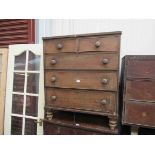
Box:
left=27, top=73, right=39, bottom=94
left=13, top=72, right=25, bottom=92
left=25, top=118, right=37, bottom=135
left=0, top=54, right=2, bottom=72
left=14, top=51, right=26, bottom=70
left=26, top=96, right=38, bottom=117
left=11, top=116, right=22, bottom=135
left=28, top=51, right=40, bottom=71
left=12, top=94, right=24, bottom=114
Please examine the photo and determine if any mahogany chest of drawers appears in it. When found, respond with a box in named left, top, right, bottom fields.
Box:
left=121, top=55, right=155, bottom=129
left=43, top=32, right=121, bottom=134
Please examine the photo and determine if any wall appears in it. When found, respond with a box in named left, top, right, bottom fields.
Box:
left=36, top=19, right=155, bottom=58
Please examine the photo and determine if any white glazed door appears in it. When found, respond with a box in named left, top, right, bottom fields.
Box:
left=4, top=44, right=44, bottom=135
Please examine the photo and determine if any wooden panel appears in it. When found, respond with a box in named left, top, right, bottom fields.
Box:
left=126, top=79, right=155, bottom=101
left=46, top=88, right=116, bottom=115
left=44, top=122, right=98, bottom=135
left=44, top=38, right=76, bottom=53
left=0, top=19, right=35, bottom=47
left=44, top=52, right=119, bottom=70
left=0, top=48, right=8, bottom=135
left=124, top=101, right=155, bottom=127
left=126, top=56, right=155, bottom=78
left=45, top=70, right=118, bottom=91
left=44, top=122, right=102, bottom=135
left=79, top=35, right=120, bottom=52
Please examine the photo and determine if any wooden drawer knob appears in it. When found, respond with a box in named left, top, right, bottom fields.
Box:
left=51, top=59, right=57, bottom=65
left=51, top=96, right=57, bottom=100
left=102, top=58, right=109, bottom=64
left=51, top=76, right=56, bottom=82
left=101, top=78, right=108, bottom=84
left=57, top=43, right=63, bottom=49
left=100, top=99, right=108, bottom=105
left=95, top=41, right=101, bottom=48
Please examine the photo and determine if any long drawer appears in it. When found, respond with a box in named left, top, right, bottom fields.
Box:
left=44, top=121, right=115, bottom=135
left=126, top=79, right=155, bottom=102
left=126, top=56, right=155, bottom=78
left=45, top=88, right=117, bottom=115
left=44, top=52, right=119, bottom=70
left=123, top=101, right=155, bottom=128
left=45, top=70, right=118, bottom=91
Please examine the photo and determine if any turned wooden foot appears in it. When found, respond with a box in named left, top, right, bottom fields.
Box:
left=109, top=117, right=117, bottom=130
left=131, top=126, right=139, bottom=135
left=46, top=109, right=53, bottom=120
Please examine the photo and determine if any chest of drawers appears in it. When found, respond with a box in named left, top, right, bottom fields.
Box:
left=121, top=56, right=155, bottom=129
left=43, top=32, right=121, bottom=133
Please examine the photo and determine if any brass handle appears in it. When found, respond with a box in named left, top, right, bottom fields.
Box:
left=57, top=43, right=63, bottom=49
left=101, top=78, right=108, bottom=84
left=51, top=76, right=56, bottom=82
left=51, top=95, right=57, bottom=100
left=95, top=41, right=101, bottom=48
left=102, top=59, right=109, bottom=64
left=51, top=59, right=57, bottom=65
left=100, top=99, right=108, bottom=105
left=34, top=119, right=43, bottom=126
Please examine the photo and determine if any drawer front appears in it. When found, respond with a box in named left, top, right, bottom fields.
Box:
left=46, top=88, right=116, bottom=115
left=44, top=53, right=119, bottom=70
left=43, top=122, right=103, bottom=135
left=44, top=38, right=76, bottom=53
left=126, top=59, right=155, bottom=78
left=126, top=80, right=155, bottom=101
left=124, top=101, right=155, bottom=127
left=79, top=36, right=120, bottom=52
left=45, top=70, right=118, bottom=91
left=44, top=122, right=75, bottom=135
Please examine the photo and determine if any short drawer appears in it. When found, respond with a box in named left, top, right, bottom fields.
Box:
left=45, top=70, right=118, bottom=91
left=126, top=79, right=155, bottom=102
left=45, top=88, right=117, bottom=115
left=123, top=101, right=155, bottom=127
left=44, top=38, right=76, bottom=53
left=79, top=35, right=120, bottom=52
left=126, top=57, right=155, bottom=78
left=44, top=52, right=119, bottom=70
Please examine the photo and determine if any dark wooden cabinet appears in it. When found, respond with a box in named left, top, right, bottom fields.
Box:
left=43, top=32, right=121, bottom=134
left=121, top=56, right=155, bottom=129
